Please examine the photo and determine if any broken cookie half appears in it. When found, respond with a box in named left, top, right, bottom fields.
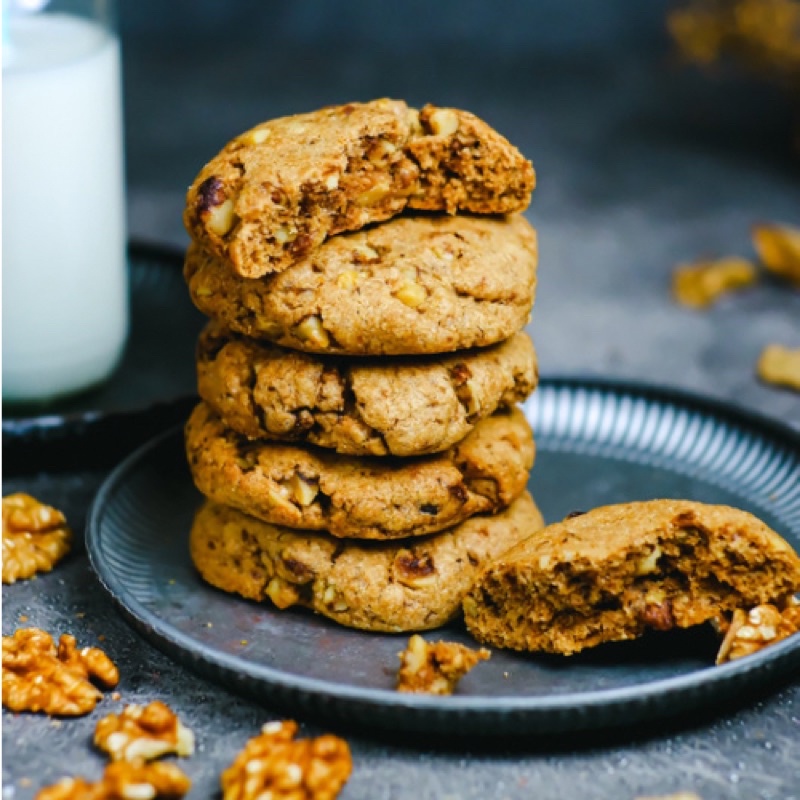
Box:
left=463, top=500, right=800, bottom=656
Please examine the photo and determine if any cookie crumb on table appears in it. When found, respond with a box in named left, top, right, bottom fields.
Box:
left=396, top=634, right=490, bottom=695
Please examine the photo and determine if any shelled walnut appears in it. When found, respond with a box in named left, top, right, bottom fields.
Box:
left=2, top=493, right=72, bottom=584
left=2, top=628, right=119, bottom=716
left=396, top=634, right=490, bottom=695
left=35, top=760, right=191, bottom=800
left=95, top=701, right=195, bottom=762
left=221, top=720, right=351, bottom=800
left=716, top=601, right=800, bottom=664
left=671, top=257, right=756, bottom=308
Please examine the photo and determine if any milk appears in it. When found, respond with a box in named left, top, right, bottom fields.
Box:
left=2, top=13, right=128, bottom=403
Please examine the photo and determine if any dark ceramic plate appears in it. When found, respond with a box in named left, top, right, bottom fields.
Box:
left=86, top=379, right=800, bottom=736
left=2, top=242, right=205, bottom=471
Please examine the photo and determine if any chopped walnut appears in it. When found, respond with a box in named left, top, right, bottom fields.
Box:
left=752, top=222, right=800, bottom=286
left=95, top=701, right=195, bottom=762
left=756, top=344, right=800, bottom=392
left=35, top=760, right=191, bottom=800
left=220, top=719, right=351, bottom=800
left=2, top=493, right=72, bottom=584
left=396, top=634, right=490, bottom=695
left=3, top=628, right=119, bottom=716
left=671, top=257, right=757, bottom=308
left=716, top=600, right=800, bottom=664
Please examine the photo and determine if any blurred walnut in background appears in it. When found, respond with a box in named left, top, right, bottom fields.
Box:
left=669, top=0, right=800, bottom=89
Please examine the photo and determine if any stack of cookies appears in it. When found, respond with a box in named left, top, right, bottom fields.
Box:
left=181, top=99, right=542, bottom=633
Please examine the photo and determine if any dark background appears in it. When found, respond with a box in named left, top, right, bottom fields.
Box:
left=117, top=0, right=800, bottom=428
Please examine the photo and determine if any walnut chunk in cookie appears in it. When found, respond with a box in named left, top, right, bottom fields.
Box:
left=2, top=628, right=119, bottom=716
left=35, top=760, right=191, bottom=800
left=95, top=701, right=195, bottom=761
left=221, top=719, right=352, bottom=800
left=396, top=634, right=490, bottom=695
left=716, top=599, right=800, bottom=664
left=2, top=493, right=72, bottom=584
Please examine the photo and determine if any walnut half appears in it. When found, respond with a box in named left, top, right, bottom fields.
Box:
left=2, top=628, right=119, bottom=716
left=35, top=759, right=191, bottom=800
left=396, top=634, right=490, bottom=695
left=716, top=600, right=800, bottom=664
left=2, top=493, right=72, bottom=584
left=95, top=701, right=195, bottom=762
left=221, top=719, right=352, bottom=800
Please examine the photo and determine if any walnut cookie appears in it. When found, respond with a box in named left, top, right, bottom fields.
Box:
left=196, top=322, right=538, bottom=457
left=190, top=492, right=544, bottom=633
left=184, top=98, right=535, bottom=278
left=463, top=500, right=800, bottom=655
left=184, top=213, right=537, bottom=356
left=186, top=402, right=534, bottom=540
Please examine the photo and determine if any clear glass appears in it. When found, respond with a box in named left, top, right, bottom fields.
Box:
left=2, top=0, right=128, bottom=403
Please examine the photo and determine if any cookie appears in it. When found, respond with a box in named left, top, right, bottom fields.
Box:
left=184, top=99, right=535, bottom=278
left=185, top=402, right=534, bottom=540
left=463, top=500, right=800, bottom=655
left=196, top=322, right=538, bottom=457
left=189, top=492, right=544, bottom=633
left=184, top=214, right=537, bottom=356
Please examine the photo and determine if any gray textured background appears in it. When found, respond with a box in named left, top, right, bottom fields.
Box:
left=4, top=2, right=800, bottom=798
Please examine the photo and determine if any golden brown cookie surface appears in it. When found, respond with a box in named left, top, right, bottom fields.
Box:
left=190, top=492, right=544, bottom=633
left=184, top=99, right=535, bottom=278
left=463, top=500, right=800, bottom=655
left=185, top=402, right=534, bottom=540
left=185, top=214, right=537, bottom=356
left=197, top=322, right=538, bottom=457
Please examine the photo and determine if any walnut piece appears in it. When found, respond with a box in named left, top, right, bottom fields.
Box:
left=671, top=257, right=756, bottom=308
left=95, top=701, right=195, bottom=762
left=752, top=222, right=800, bottom=285
left=396, top=634, right=490, bottom=695
left=2, top=493, right=72, bottom=584
left=716, top=600, right=800, bottom=664
left=757, top=344, right=800, bottom=392
left=3, top=628, right=119, bottom=716
left=220, top=719, right=351, bottom=800
left=35, top=760, right=191, bottom=800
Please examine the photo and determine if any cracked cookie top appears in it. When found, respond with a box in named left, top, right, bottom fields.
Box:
left=185, top=401, right=534, bottom=540
left=184, top=99, right=535, bottom=278
left=196, top=322, right=538, bottom=457
left=189, top=492, right=544, bottom=633
left=184, top=213, right=537, bottom=356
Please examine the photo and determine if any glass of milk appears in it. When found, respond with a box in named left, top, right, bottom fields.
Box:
left=3, top=0, right=128, bottom=403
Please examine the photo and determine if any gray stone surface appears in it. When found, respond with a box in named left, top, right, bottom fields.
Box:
left=4, top=7, right=800, bottom=799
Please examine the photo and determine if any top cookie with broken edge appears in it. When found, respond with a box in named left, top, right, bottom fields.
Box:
left=183, top=98, right=535, bottom=278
